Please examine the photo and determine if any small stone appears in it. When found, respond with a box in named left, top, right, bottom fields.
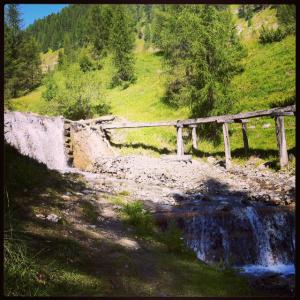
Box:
left=258, top=164, right=266, bottom=170
left=82, top=189, right=92, bottom=195
left=88, top=225, right=96, bottom=229
left=74, top=192, right=84, bottom=196
left=207, top=156, right=216, bottom=164
left=46, top=214, right=60, bottom=223
left=35, top=213, right=46, bottom=219
left=39, top=193, right=49, bottom=197
left=262, top=123, right=271, bottom=128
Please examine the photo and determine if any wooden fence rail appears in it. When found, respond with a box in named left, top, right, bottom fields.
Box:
left=100, top=105, right=295, bottom=169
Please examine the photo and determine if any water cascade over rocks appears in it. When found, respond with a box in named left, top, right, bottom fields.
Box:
left=4, top=111, right=67, bottom=171
left=184, top=196, right=295, bottom=275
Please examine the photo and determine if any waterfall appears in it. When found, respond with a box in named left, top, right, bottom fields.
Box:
left=4, top=111, right=67, bottom=171
left=245, top=206, right=274, bottom=265
left=185, top=203, right=295, bottom=274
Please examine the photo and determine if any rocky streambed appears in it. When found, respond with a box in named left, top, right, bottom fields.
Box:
left=67, top=154, right=295, bottom=295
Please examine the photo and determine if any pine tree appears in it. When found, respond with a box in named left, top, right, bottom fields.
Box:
left=4, top=4, right=23, bottom=98
left=154, top=5, right=245, bottom=138
left=26, top=5, right=91, bottom=53
left=57, top=49, right=64, bottom=69
left=5, top=4, right=22, bottom=42
left=276, top=5, right=296, bottom=33
left=20, top=35, right=42, bottom=91
left=4, top=4, right=42, bottom=99
left=110, top=5, right=135, bottom=86
left=144, top=4, right=152, bottom=23
left=151, top=5, right=172, bottom=49
left=62, top=33, right=74, bottom=65
left=87, top=5, right=112, bottom=57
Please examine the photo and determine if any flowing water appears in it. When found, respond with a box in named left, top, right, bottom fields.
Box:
left=184, top=197, right=295, bottom=276
left=4, top=111, right=67, bottom=171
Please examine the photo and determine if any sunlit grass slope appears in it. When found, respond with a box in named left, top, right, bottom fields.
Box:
left=233, top=6, right=279, bottom=47
left=9, top=86, right=46, bottom=114
left=102, top=39, right=189, bottom=122
left=100, top=39, right=189, bottom=157
left=8, top=14, right=295, bottom=166
left=231, top=35, right=295, bottom=113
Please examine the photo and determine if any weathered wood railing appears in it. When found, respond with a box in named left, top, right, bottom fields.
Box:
left=101, top=105, right=296, bottom=169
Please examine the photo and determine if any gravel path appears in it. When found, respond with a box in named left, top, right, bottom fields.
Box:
left=67, top=155, right=295, bottom=211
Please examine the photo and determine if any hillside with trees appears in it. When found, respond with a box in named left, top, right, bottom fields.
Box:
left=6, top=4, right=295, bottom=166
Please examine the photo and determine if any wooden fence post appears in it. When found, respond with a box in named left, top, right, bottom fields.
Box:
left=234, top=119, right=249, bottom=156
left=275, top=116, right=288, bottom=168
left=241, top=121, right=249, bottom=156
left=222, top=122, right=231, bottom=169
left=176, top=125, right=184, bottom=156
left=190, top=125, right=198, bottom=150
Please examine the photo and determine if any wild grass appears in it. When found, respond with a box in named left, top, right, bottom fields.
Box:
left=7, top=86, right=47, bottom=114
left=118, top=190, right=131, bottom=196
left=115, top=198, right=200, bottom=255
left=118, top=200, right=155, bottom=237
left=230, top=35, right=295, bottom=113
left=4, top=238, right=45, bottom=296
left=80, top=201, right=99, bottom=224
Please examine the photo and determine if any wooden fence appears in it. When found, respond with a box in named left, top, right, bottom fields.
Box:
left=100, top=105, right=296, bottom=169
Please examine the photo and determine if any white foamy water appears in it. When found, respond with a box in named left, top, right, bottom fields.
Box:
left=245, top=206, right=275, bottom=265
left=5, top=111, right=67, bottom=171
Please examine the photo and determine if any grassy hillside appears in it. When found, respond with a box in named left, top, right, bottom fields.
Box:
left=233, top=6, right=279, bottom=47
left=8, top=8, right=295, bottom=168
left=231, top=35, right=295, bottom=112
left=8, top=86, right=47, bottom=113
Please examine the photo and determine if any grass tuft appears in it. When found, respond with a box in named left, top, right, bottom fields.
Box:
left=81, top=201, right=99, bottom=224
